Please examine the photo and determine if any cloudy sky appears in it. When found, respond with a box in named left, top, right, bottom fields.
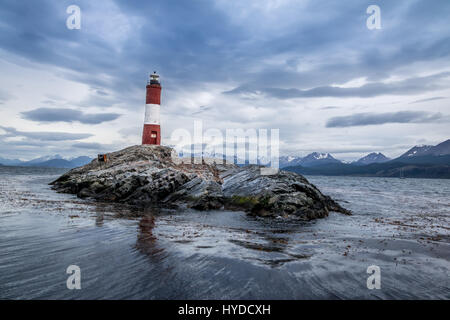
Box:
left=0, top=0, right=449, bottom=161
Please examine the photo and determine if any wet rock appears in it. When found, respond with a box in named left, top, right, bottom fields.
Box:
left=50, top=145, right=350, bottom=219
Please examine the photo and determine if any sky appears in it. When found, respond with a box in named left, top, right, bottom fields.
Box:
left=0, top=0, right=449, bottom=161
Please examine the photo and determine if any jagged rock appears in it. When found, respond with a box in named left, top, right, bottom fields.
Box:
left=50, top=145, right=350, bottom=219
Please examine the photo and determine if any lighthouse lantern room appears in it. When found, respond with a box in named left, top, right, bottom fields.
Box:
left=142, top=71, right=162, bottom=145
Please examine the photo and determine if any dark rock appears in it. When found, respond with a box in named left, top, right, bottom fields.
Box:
left=50, top=145, right=350, bottom=219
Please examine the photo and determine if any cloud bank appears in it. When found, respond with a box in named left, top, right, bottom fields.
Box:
left=0, top=126, right=92, bottom=141
left=326, top=111, right=446, bottom=128
left=0, top=0, right=449, bottom=160
left=21, top=108, right=121, bottom=124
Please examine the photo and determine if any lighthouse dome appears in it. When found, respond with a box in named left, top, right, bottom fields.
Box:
left=149, top=72, right=160, bottom=85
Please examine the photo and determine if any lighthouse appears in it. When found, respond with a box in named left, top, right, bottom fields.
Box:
left=142, top=72, right=161, bottom=145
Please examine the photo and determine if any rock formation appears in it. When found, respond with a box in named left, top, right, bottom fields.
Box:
left=50, top=145, right=350, bottom=219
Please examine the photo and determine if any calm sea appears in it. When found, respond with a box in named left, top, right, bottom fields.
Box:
left=0, top=166, right=449, bottom=299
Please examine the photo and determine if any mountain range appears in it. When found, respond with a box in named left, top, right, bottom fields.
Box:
left=279, top=151, right=391, bottom=168
left=0, top=155, right=92, bottom=168
left=283, top=139, right=450, bottom=179
left=398, top=139, right=450, bottom=158
left=354, top=152, right=390, bottom=165
left=279, top=152, right=341, bottom=168
left=1, top=139, right=449, bottom=177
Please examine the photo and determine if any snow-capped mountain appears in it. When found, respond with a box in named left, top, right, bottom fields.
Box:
left=355, top=152, right=390, bottom=165
left=280, top=153, right=342, bottom=168
left=399, top=145, right=434, bottom=158
left=279, top=156, right=303, bottom=168
left=431, top=139, right=450, bottom=155
left=299, top=152, right=341, bottom=167
left=399, top=140, right=450, bottom=158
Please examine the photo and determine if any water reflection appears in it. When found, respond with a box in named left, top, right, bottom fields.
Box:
left=136, top=212, right=165, bottom=258
left=95, top=212, right=104, bottom=227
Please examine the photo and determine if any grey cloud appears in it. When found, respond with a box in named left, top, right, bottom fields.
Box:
left=0, top=139, right=51, bottom=147
left=0, top=126, right=93, bottom=141
left=41, top=100, right=57, bottom=105
left=96, top=90, right=109, bottom=96
left=410, top=97, right=447, bottom=104
left=320, top=106, right=341, bottom=110
left=192, top=105, right=213, bottom=115
left=21, top=108, right=121, bottom=124
left=326, top=111, right=446, bottom=128
left=0, top=0, right=449, bottom=110
left=225, top=72, right=450, bottom=99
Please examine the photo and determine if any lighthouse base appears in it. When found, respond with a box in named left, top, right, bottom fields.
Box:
left=142, top=124, right=161, bottom=145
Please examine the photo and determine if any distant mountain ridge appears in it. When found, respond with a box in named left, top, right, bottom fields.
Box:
left=354, top=152, right=390, bottom=165
left=279, top=155, right=303, bottom=168
left=399, top=139, right=450, bottom=158
left=283, top=139, right=450, bottom=179
left=280, top=152, right=341, bottom=168
left=0, top=155, right=93, bottom=168
left=2, top=139, right=449, bottom=172
left=299, top=152, right=341, bottom=167
left=399, top=145, right=433, bottom=158
left=0, top=157, right=24, bottom=166
left=24, top=154, right=64, bottom=165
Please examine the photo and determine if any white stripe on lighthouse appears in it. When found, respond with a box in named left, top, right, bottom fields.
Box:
left=144, top=103, right=160, bottom=124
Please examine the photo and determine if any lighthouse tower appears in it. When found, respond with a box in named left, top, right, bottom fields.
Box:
left=142, top=72, right=161, bottom=145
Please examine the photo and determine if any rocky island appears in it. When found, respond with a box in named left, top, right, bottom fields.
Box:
left=50, top=145, right=350, bottom=219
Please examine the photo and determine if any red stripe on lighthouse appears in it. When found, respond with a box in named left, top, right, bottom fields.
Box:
left=142, top=124, right=161, bottom=145
left=146, top=84, right=161, bottom=104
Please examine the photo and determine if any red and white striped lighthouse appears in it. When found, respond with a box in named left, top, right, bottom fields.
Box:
left=142, top=72, right=161, bottom=145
